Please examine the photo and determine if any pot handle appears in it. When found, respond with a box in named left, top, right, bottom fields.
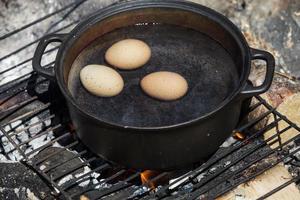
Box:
left=32, top=34, right=67, bottom=81
left=240, top=48, right=275, bottom=98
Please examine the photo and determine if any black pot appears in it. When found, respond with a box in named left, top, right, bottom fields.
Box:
left=33, top=0, right=275, bottom=170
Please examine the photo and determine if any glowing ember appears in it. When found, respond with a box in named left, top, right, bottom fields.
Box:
left=140, top=170, right=159, bottom=189
left=233, top=131, right=245, bottom=140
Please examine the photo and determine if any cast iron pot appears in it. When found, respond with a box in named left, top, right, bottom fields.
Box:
left=32, top=0, right=275, bottom=170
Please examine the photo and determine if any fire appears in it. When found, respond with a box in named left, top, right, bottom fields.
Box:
left=140, top=170, right=159, bottom=189
left=233, top=131, right=245, bottom=140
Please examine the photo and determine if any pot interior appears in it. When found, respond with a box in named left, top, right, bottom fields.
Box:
left=64, top=6, right=247, bottom=128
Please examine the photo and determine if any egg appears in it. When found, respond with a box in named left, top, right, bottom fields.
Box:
left=80, top=65, right=124, bottom=97
left=105, top=39, right=151, bottom=70
left=141, top=71, right=188, bottom=101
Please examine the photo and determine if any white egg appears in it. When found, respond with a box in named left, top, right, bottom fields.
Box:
left=105, top=39, right=151, bottom=70
left=80, top=65, right=124, bottom=97
left=141, top=71, right=188, bottom=101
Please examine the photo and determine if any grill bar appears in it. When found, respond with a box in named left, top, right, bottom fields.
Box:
left=8, top=114, right=55, bottom=137
left=25, top=131, right=72, bottom=157
left=0, top=72, right=34, bottom=93
left=18, top=124, right=61, bottom=147
left=61, top=163, right=111, bottom=191
left=257, top=96, right=300, bottom=132
left=237, top=109, right=274, bottom=132
left=0, top=0, right=86, bottom=41
left=91, top=182, right=133, bottom=200
left=33, top=140, right=79, bottom=165
left=70, top=169, right=128, bottom=198
left=188, top=127, right=293, bottom=196
left=4, top=124, right=61, bottom=155
left=21, top=160, right=70, bottom=199
left=3, top=103, right=51, bottom=128
left=0, top=96, right=37, bottom=116
left=0, top=46, right=59, bottom=83
left=52, top=157, right=97, bottom=181
left=248, top=100, right=263, bottom=112
left=0, top=89, right=25, bottom=107
left=188, top=133, right=300, bottom=199
left=0, top=20, right=77, bottom=68
left=213, top=148, right=300, bottom=199
left=0, top=126, right=26, bottom=159
left=154, top=118, right=283, bottom=199
left=0, top=96, right=38, bottom=121
left=43, top=149, right=88, bottom=173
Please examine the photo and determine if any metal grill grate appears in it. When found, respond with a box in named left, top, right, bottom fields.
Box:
left=0, top=1, right=300, bottom=199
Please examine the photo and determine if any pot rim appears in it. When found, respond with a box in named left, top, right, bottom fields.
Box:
left=56, top=0, right=251, bottom=131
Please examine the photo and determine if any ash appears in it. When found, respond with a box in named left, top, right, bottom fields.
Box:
left=0, top=110, right=104, bottom=198
left=0, top=0, right=119, bottom=85
left=284, top=139, right=300, bottom=190
left=0, top=116, right=53, bottom=161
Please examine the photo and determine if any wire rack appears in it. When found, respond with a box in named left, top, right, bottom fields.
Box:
left=0, top=1, right=300, bottom=199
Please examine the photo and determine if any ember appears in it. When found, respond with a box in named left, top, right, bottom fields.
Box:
left=233, top=131, right=246, bottom=141
left=140, top=170, right=160, bottom=189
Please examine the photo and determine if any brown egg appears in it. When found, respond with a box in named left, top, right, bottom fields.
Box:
left=105, top=39, right=151, bottom=70
left=80, top=65, right=124, bottom=97
left=141, top=71, right=188, bottom=101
